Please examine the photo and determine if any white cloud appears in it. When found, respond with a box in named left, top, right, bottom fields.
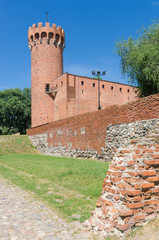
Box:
left=151, top=1, right=159, bottom=5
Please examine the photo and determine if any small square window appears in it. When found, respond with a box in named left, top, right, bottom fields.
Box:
left=111, top=86, right=113, bottom=90
left=81, top=81, right=84, bottom=85
left=93, top=83, right=95, bottom=87
left=102, top=85, right=105, bottom=89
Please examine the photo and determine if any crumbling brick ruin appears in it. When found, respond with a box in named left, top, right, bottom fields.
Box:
left=90, top=119, right=159, bottom=238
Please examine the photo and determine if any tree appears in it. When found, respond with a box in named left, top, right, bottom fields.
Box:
left=116, top=20, right=159, bottom=97
left=0, top=88, right=31, bottom=135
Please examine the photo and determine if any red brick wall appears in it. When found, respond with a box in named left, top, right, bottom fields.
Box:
left=52, top=74, right=67, bottom=121
left=27, top=93, right=159, bottom=154
left=57, top=74, right=138, bottom=122
left=73, top=75, right=138, bottom=115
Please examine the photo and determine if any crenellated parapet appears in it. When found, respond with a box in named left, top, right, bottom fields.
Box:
left=28, top=22, right=65, bottom=50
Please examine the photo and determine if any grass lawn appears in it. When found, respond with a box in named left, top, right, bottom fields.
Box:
left=0, top=136, right=108, bottom=222
left=0, top=135, right=38, bottom=154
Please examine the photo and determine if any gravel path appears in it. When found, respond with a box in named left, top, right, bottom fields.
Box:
left=0, top=175, right=95, bottom=240
left=1, top=175, right=159, bottom=240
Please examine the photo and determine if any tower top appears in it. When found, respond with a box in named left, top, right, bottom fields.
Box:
left=28, top=22, right=65, bottom=50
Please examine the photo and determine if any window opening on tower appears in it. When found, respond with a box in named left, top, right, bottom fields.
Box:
left=49, top=32, right=53, bottom=39
left=35, top=33, right=39, bottom=40
left=30, top=35, right=33, bottom=41
left=61, top=37, right=64, bottom=45
left=55, top=34, right=60, bottom=43
left=41, top=32, right=47, bottom=38
left=45, top=84, right=50, bottom=93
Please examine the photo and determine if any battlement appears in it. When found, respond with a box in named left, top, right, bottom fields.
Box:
left=28, top=22, right=65, bottom=50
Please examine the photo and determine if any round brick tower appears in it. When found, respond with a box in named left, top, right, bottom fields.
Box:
left=28, top=22, right=65, bottom=127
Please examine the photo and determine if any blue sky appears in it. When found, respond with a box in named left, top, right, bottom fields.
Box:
left=1, top=0, right=159, bottom=90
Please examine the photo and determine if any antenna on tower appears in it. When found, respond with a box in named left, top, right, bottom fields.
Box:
left=45, top=11, right=50, bottom=22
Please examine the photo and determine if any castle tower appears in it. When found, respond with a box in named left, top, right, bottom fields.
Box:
left=28, top=22, right=65, bottom=127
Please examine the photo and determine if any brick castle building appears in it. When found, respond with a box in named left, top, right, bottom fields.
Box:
left=28, top=22, right=137, bottom=128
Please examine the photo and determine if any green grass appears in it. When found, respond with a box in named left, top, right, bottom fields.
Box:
left=0, top=152, right=108, bottom=222
left=0, top=135, right=38, bottom=154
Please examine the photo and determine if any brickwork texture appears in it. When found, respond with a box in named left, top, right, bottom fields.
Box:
left=27, top=93, right=159, bottom=160
left=28, top=22, right=65, bottom=127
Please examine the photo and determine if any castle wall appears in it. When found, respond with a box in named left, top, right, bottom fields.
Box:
left=27, top=93, right=159, bottom=160
left=74, top=75, right=137, bottom=114
left=65, top=74, right=138, bottom=119
left=43, top=73, right=138, bottom=124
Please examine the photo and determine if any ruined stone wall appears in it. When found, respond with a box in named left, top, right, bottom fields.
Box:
left=90, top=119, right=159, bottom=238
left=27, top=93, right=159, bottom=160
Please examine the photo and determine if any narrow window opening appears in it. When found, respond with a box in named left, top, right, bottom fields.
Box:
left=81, top=81, right=84, bottom=85
left=120, top=88, right=122, bottom=92
left=49, top=32, right=53, bottom=40
left=102, top=85, right=105, bottom=89
left=111, top=86, right=113, bottom=90
left=45, top=84, right=50, bottom=93
left=127, top=89, right=130, bottom=93
left=41, top=32, right=47, bottom=38
left=35, top=33, right=39, bottom=40
left=82, top=90, right=84, bottom=94
left=93, top=83, right=95, bottom=87
left=61, top=37, right=64, bottom=45
left=61, top=81, right=63, bottom=87
left=135, top=90, right=137, bottom=94
left=55, top=34, right=60, bottom=43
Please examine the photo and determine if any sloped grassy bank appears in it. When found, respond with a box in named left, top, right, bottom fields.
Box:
left=0, top=135, right=108, bottom=222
